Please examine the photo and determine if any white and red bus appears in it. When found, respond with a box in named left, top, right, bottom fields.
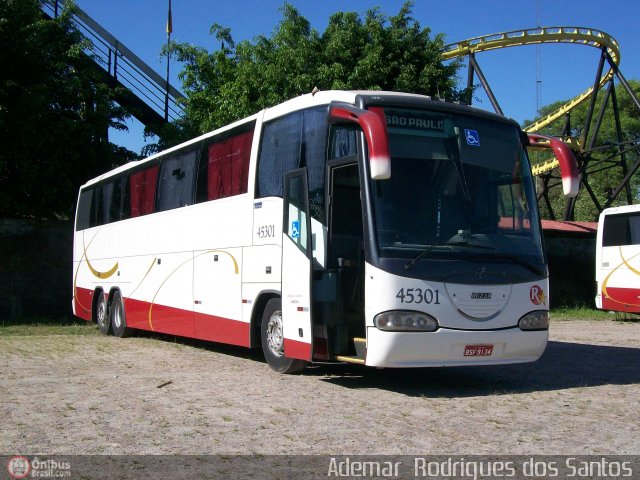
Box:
left=73, top=90, right=573, bottom=373
left=595, top=204, right=640, bottom=314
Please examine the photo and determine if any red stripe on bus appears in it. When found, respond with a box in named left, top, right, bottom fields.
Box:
left=602, top=287, right=640, bottom=312
left=194, top=311, right=250, bottom=347
left=284, top=338, right=312, bottom=361
left=124, top=297, right=251, bottom=346
left=74, top=287, right=94, bottom=321
left=73, top=289, right=250, bottom=346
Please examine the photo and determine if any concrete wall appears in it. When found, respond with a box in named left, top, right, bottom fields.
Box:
left=0, top=219, right=73, bottom=321
left=545, top=234, right=597, bottom=308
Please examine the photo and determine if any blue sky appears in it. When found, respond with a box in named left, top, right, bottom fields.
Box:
left=74, top=0, right=640, bottom=154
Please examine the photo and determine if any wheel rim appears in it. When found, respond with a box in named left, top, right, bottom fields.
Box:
left=96, top=301, right=107, bottom=328
left=266, top=310, right=284, bottom=357
left=112, top=301, right=122, bottom=329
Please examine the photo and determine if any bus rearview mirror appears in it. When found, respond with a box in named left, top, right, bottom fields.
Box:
left=329, top=104, right=391, bottom=180
left=527, top=133, right=579, bottom=197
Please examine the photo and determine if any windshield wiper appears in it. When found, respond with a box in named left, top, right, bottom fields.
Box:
left=444, top=240, right=494, bottom=250
left=404, top=242, right=439, bottom=271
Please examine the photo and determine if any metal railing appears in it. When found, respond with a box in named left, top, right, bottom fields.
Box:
left=42, top=0, right=184, bottom=124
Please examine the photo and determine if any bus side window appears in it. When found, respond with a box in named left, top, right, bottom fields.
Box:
left=329, top=125, right=357, bottom=160
left=120, top=175, right=131, bottom=220
left=99, top=181, right=115, bottom=225
left=156, top=149, right=198, bottom=212
left=204, top=129, right=253, bottom=201
left=256, top=112, right=302, bottom=198
left=257, top=108, right=327, bottom=220
left=98, top=175, right=128, bottom=225
left=76, top=187, right=97, bottom=230
left=130, top=165, right=159, bottom=218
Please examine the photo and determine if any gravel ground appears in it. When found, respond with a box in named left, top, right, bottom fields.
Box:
left=1, top=319, right=639, bottom=455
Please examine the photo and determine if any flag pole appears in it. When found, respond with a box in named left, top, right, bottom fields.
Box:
left=164, top=0, right=172, bottom=122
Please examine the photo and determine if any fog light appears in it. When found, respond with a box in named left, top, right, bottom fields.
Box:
left=518, top=310, right=549, bottom=330
left=374, top=311, right=438, bottom=332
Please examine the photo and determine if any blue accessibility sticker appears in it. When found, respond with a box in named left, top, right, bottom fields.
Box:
left=464, top=129, right=480, bottom=147
left=291, top=220, right=300, bottom=239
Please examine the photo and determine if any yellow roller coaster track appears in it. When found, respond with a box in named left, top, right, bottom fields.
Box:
left=442, top=26, right=621, bottom=175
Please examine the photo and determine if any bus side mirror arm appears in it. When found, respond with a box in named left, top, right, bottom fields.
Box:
left=329, top=104, right=391, bottom=180
left=527, top=133, right=580, bottom=197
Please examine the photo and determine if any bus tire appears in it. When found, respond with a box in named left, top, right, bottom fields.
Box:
left=110, top=290, right=132, bottom=338
left=261, top=298, right=307, bottom=374
left=95, top=292, right=111, bottom=335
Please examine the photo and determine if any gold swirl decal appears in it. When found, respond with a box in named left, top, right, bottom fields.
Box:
left=601, top=246, right=640, bottom=305
left=86, top=258, right=119, bottom=279
left=73, top=230, right=120, bottom=316
left=619, top=247, right=640, bottom=276
left=82, top=230, right=119, bottom=279
left=147, top=250, right=239, bottom=331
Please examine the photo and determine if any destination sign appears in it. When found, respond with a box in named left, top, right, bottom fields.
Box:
left=384, top=110, right=445, bottom=132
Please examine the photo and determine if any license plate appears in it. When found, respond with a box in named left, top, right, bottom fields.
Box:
left=464, top=344, right=493, bottom=356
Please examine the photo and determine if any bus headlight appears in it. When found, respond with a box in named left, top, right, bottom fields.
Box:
left=518, top=310, right=549, bottom=330
left=374, top=311, right=438, bottom=332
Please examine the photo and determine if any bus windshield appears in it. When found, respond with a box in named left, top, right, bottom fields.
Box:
left=370, top=108, right=545, bottom=281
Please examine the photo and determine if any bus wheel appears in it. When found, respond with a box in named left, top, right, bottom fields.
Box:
left=260, top=298, right=306, bottom=374
left=96, top=293, right=111, bottom=335
left=110, top=290, right=132, bottom=338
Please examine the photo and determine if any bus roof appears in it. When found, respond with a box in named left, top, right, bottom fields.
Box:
left=80, top=89, right=517, bottom=189
left=599, top=204, right=640, bottom=218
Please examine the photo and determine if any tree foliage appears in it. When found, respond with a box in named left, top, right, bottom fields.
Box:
left=525, top=79, right=640, bottom=221
left=165, top=1, right=462, bottom=141
left=0, top=0, right=133, bottom=219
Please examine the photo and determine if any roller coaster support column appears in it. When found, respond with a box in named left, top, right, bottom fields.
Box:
left=609, top=81, right=634, bottom=205
left=606, top=51, right=640, bottom=113
left=580, top=48, right=607, bottom=151
left=467, top=53, right=504, bottom=116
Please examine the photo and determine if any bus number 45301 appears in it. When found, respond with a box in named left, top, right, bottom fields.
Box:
left=396, top=288, right=440, bottom=304
left=256, top=225, right=275, bottom=239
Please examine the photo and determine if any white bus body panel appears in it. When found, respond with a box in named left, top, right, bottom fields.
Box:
left=281, top=235, right=313, bottom=360
left=363, top=263, right=549, bottom=367
left=73, top=195, right=256, bottom=344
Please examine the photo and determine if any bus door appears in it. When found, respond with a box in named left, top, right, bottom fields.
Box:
left=326, top=162, right=366, bottom=356
left=281, top=168, right=313, bottom=361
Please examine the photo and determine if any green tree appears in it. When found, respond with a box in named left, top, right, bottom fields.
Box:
left=525, top=79, right=640, bottom=221
left=163, top=1, right=462, bottom=143
left=0, top=0, right=133, bottom=219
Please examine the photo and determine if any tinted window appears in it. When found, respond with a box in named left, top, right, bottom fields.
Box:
left=329, top=125, right=358, bottom=160
left=603, top=212, right=640, bottom=247
left=76, top=187, right=97, bottom=231
left=156, top=149, right=198, bottom=212
left=257, top=107, right=327, bottom=210
left=99, top=175, right=128, bottom=224
left=257, top=113, right=302, bottom=198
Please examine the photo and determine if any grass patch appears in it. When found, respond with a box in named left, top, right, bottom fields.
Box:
left=0, top=319, right=99, bottom=336
left=550, top=306, right=627, bottom=321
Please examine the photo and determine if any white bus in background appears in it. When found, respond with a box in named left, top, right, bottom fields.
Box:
left=595, top=205, right=640, bottom=314
left=73, top=90, right=578, bottom=373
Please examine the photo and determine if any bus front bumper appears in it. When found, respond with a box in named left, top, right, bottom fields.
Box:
left=365, top=326, right=548, bottom=368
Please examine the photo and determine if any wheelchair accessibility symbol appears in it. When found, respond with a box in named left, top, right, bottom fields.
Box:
left=291, top=220, right=300, bottom=239
left=464, top=129, right=480, bottom=147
